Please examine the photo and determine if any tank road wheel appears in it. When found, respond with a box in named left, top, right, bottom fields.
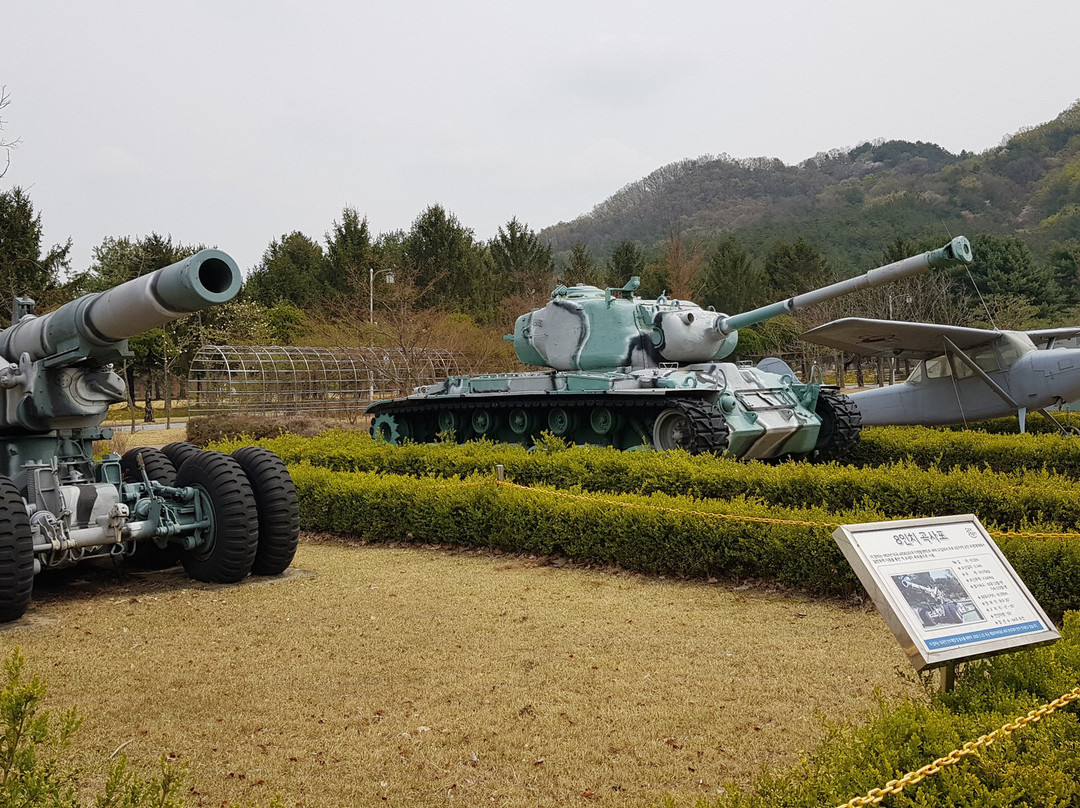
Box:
left=231, top=447, right=299, bottom=576
left=547, top=407, right=574, bottom=436
left=652, top=400, right=730, bottom=455
left=0, top=475, right=34, bottom=623
left=814, top=390, right=862, bottom=459
left=589, top=406, right=617, bottom=436
left=176, top=451, right=258, bottom=583
left=121, top=448, right=182, bottom=569
left=120, top=447, right=178, bottom=485
left=471, top=408, right=496, bottom=437
left=371, top=413, right=409, bottom=444
left=508, top=408, right=537, bottom=438
left=161, top=441, right=201, bottom=471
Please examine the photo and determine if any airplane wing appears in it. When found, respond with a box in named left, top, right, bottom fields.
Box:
left=801, top=318, right=1002, bottom=359
left=1027, top=326, right=1080, bottom=347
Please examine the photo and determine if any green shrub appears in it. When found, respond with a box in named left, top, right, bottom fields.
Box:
left=287, top=462, right=1080, bottom=618
left=289, top=464, right=873, bottom=595
left=850, top=425, right=1080, bottom=476
left=218, top=431, right=1080, bottom=533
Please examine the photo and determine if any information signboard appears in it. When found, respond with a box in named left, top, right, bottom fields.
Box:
left=833, top=514, right=1059, bottom=671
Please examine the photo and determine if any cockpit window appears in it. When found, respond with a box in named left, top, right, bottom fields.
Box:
left=906, top=332, right=1033, bottom=385
left=923, top=355, right=952, bottom=379
left=998, top=332, right=1034, bottom=368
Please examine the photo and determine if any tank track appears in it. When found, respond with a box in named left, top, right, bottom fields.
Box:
left=369, top=393, right=728, bottom=454
left=652, top=398, right=730, bottom=454
left=813, top=389, right=862, bottom=459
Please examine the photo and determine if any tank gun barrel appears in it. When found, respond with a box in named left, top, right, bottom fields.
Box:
left=716, top=236, right=972, bottom=334
left=0, top=249, right=241, bottom=365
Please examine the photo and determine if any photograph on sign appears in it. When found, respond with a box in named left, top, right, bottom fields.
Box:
left=832, top=514, right=1059, bottom=670
left=892, top=570, right=985, bottom=629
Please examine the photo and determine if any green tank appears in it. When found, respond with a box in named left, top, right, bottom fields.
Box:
left=368, top=237, right=973, bottom=458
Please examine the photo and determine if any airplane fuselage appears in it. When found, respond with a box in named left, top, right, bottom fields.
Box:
left=848, top=335, right=1080, bottom=427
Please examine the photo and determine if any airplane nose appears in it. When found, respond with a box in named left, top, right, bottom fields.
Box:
left=1029, top=348, right=1080, bottom=401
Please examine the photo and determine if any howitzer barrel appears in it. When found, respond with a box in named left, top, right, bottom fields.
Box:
left=0, top=249, right=241, bottom=364
left=717, top=236, right=972, bottom=334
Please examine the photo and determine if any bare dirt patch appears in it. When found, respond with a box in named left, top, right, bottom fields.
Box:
left=3, top=539, right=924, bottom=808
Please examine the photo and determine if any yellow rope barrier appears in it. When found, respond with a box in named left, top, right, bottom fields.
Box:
left=836, top=685, right=1080, bottom=808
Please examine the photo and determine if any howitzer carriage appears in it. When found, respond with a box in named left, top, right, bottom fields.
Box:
left=0, top=250, right=299, bottom=622
left=369, top=237, right=973, bottom=458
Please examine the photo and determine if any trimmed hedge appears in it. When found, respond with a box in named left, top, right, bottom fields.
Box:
left=217, top=431, right=1080, bottom=533
left=291, top=464, right=872, bottom=595
left=850, top=425, right=1080, bottom=476
left=286, top=464, right=1080, bottom=619
left=215, top=421, right=1080, bottom=478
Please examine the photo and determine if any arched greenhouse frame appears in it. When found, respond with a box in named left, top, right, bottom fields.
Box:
left=188, top=345, right=463, bottom=419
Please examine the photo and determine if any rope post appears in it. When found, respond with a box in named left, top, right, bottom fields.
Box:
left=495, top=464, right=504, bottom=482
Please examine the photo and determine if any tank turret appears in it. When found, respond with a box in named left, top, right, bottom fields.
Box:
left=510, top=236, right=972, bottom=371
left=368, top=237, right=973, bottom=462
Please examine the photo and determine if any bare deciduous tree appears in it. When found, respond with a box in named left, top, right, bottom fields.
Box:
left=651, top=229, right=704, bottom=300
left=0, top=86, right=18, bottom=179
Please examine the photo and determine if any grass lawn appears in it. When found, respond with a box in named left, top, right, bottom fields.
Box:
left=4, top=539, right=923, bottom=807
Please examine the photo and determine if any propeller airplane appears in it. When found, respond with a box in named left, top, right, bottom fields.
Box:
left=801, top=318, right=1080, bottom=434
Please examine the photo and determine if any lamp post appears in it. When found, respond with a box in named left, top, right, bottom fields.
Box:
left=368, top=266, right=395, bottom=404
left=369, top=266, right=395, bottom=323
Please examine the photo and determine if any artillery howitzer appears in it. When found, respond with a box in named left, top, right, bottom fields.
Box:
left=0, top=250, right=299, bottom=622
left=368, top=237, right=973, bottom=457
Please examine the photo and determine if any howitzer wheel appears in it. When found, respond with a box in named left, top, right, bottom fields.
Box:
left=813, top=390, right=862, bottom=459
left=122, top=448, right=182, bottom=570
left=231, top=447, right=299, bottom=576
left=121, top=447, right=177, bottom=486
left=652, top=399, right=730, bottom=455
left=0, top=475, right=34, bottom=623
left=161, top=441, right=201, bottom=470
left=176, top=451, right=258, bottom=583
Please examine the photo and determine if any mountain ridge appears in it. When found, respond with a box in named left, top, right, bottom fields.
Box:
left=540, top=100, right=1080, bottom=274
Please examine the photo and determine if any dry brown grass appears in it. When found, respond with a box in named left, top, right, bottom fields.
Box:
left=3, top=539, right=924, bottom=808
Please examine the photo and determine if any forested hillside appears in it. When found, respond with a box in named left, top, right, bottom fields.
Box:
left=542, top=101, right=1080, bottom=280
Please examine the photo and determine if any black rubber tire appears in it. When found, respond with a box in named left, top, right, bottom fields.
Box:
left=176, top=451, right=258, bottom=583
left=120, top=447, right=177, bottom=486
left=161, top=441, right=201, bottom=471
left=231, top=447, right=299, bottom=576
left=814, top=390, right=863, bottom=459
left=0, top=475, right=34, bottom=623
left=121, top=449, right=182, bottom=569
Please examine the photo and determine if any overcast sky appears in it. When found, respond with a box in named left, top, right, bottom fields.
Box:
left=3, top=1, right=1078, bottom=276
